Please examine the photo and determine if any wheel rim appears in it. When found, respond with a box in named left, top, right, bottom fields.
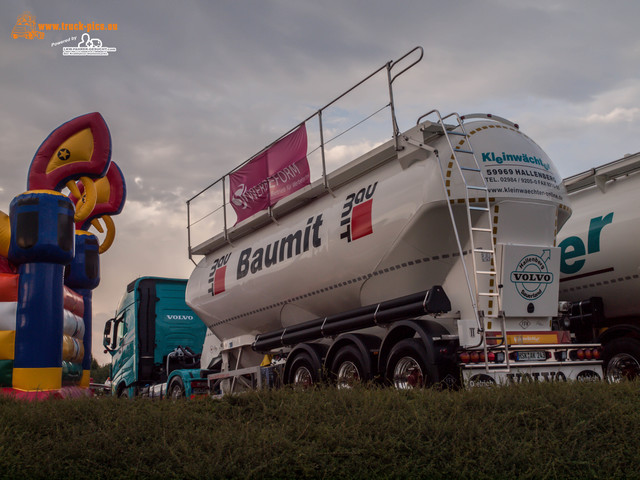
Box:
left=393, top=356, right=424, bottom=389
left=293, top=366, right=313, bottom=387
left=336, top=361, right=360, bottom=389
left=607, top=353, right=640, bottom=382
left=170, top=384, right=184, bottom=399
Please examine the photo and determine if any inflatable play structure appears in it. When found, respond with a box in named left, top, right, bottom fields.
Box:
left=0, top=112, right=126, bottom=399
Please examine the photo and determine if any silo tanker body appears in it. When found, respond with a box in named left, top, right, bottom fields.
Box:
left=186, top=117, right=603, bottom=390
left=557, top=152, right=640, bottom=382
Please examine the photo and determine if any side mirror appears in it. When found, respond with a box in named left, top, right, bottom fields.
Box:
left=103, top=318, right=115, bottom=351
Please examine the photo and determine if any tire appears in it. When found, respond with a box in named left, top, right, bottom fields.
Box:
left=118, top=384, right=129, bottom=398
left=168, top=377, right=185, bottom=399
left=331, top=345, right=367, bottom=388
left=287, top=353, right=318, bottom=387
left=385, top=338, right=437, bottom=389
left=603, top=337, right=640, bottom=382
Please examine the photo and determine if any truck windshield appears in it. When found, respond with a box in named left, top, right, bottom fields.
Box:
left=115, top=291, right=131, bottom=317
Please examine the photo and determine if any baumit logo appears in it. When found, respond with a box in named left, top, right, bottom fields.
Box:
left=340, top=182, right=377, bottom=242
left=208, top=253, right=231, bottom=296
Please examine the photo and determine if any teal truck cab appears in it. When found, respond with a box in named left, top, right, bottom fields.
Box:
left=103, top=277, right=210, bottom=398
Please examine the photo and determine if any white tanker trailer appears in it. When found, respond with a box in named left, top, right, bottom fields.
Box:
left=186, top=48, right=602, bottom=391
left=558, top=152, right=640, bottom=382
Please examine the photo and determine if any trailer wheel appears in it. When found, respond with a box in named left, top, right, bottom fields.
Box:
left=287, top=353, right=318, bottom=387
left=168, top=377, right=185, bottom=399
left=603, top=337, right=640, bottom=382
left=331, top=345, right=367, bottom=388
left=385, top=338, right=436, bottom=389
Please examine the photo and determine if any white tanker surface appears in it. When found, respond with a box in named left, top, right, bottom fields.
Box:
left=188, top=120, right=567, bottom=341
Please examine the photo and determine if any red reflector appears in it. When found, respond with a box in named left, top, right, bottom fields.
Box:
left=487, top=352, right=496, bottom=362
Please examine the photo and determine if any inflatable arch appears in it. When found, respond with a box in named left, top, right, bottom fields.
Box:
left=0, top=112, right=126, bottom=399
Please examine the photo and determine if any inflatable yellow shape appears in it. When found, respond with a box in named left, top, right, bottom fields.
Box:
left=24, top=189, right=67, bottom=196
left=13, top=367, right=62, bottom=391
left=62, top=334, right=84, bottom=363
left=94, top=174, right=112, bottom=203
left=81, top=370, right=90, bottom=388
left=98, top=216, right=115, bottom=253
left=0, top=330, right=15, bottom=360
left=73, top=177, right=97, bottom=222
left=46, top=128, right=95, bottom=173
left=0, top=211, right=9, bottom=258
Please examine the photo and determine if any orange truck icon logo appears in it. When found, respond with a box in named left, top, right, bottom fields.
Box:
left=12, top=11, right=44, bottom=39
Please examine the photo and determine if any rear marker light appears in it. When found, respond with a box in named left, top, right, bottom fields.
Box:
left=571, top=348, right=601, bottom=361
left=459, top=351, right=501, bottom=364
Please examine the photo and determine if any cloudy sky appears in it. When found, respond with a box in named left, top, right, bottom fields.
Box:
left=1, top=0, right=639, bottom=364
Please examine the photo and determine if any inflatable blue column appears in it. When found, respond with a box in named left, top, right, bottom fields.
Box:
left=8, top=191, right=75, bottom=392
left=64, top=231, right=100, bottom=388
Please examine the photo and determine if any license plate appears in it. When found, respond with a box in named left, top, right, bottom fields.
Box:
left=515, top=350, right=547, bottom=362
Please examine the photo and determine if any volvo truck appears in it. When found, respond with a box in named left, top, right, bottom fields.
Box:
left=103, top=277, right=211, bottom=398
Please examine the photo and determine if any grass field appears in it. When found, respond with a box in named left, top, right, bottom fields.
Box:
left=1, top=381, right=638, bottom=479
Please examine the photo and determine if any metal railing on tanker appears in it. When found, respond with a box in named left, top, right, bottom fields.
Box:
left=186, top=46, right=424, bottom=263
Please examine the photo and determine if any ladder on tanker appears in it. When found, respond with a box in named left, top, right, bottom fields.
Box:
left=414, top=111, right=510, bottom=372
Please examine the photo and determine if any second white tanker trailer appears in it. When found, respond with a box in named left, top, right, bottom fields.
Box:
left=558, top=152, right=640, bottom=382
left=185, top=47, right=602, bottom=392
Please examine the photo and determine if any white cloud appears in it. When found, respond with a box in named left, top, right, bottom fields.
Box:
left=324, top=140, right=385, bottom=170
left=584, top=107, right=640, bottom=125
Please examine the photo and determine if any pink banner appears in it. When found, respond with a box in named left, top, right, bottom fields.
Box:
left=229, top=125, right=310, bottom=224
